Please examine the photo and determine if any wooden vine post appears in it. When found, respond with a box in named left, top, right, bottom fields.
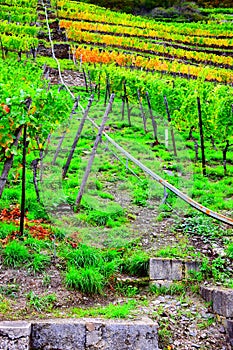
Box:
left=137, top=89, right=147, bottom=133
left=82, top=68, right=89, bottom=93
left=0, top=126, right=23, bottom=198
left=31, top=158, right=40, bottom=203
left=19, top=97, right=32, bottom=236
left=197, top=97, right=206, bottom=176
left=76, top=93, right=115, bottom=207
left=124, top=81, right=132, bottom=126
left=146, top=91, right=158, bottom=143
left=19, top=124, right=27, bottom=236
left=104, top=75, right=110, bottom=106
left=52, top=96, right=80, bottom=165
left=62, top=95, right=94, bottom=179
left=164, top=96, right=177, bottom=156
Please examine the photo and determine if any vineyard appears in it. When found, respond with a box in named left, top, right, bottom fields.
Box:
left=0, top=0, right=233, bottom=348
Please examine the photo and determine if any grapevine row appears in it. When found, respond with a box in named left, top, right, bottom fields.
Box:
left=60, top=20, right=233, bottom=67
left=0, top=0, right=37, bottom=7
left=0, top=5, right=37, bottom=23
left=57, top=1, right=233, bottom=39
left=60, top=19, right=233, bottom=50
left=0, top=20, right=38, bottom=36
left=73, top=46, right=233, bottom=84
left=1, top=33, right=38, bottom=52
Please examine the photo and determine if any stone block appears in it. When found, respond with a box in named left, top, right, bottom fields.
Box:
left=212, top=289, right=233, bottom=318
left=31, top=319, right=86, bottom=350
left=99, top=318, right=158, bottom=350
left=0, top=321, right=31, bottom=350
left=226, top=319, right=233, bottom=347
left=184, top=261, right=200, bottom=277
left=31, top=318, right=158, bottom=350
left=200, top=286, right=214, bottom=303
left=149, top=258, right=183, bottom=281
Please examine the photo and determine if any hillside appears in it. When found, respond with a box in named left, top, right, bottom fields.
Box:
left=0, top=0, right=233, bottom=349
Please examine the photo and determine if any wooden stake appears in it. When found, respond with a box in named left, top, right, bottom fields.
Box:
left=62, top=95, right=94, bottom=179
left=137, top=89, right=147, bottom=133
left=0, top=126, right=23, bottom=198
left=19, top=125, right=27, bottom=236
left=52, top=96, right=80, bottom=165
left=164, top=96, right=177, bottom=156
left=104, top=76, right=110, bottom=106
left=31, top=158, right=40, bottom=202
left=76, top=94, right=115, bottom=206
left=146, top=91, right=158, bottom=143
left=82, top=68, right=89, bottom=93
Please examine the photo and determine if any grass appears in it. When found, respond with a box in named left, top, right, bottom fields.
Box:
left=65, top=266, right=105, bottom=294
left=70, top=300, right=137, bottom=319
left=150, top=282, right=186, bottom=296
left=122, top=250, right=149, bottom=277
left=3, top=241, right=30, bottom=268
left=27, top=291, right=57, bottom=312
left=0, top=55, right=232, bottom=322
left=0, top=222, right=18, bottom=240
left=28, top=253, right=51, bottom=274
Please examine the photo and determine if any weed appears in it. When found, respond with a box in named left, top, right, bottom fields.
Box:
left=24, top=236, right=52, bottom=252
left=0, top=284, right=19, bottom=298
left=158, top=321, right=172, bottom=349
left=42, top=273, right=51, bottom=287
left=116, top=283, right=139, bottom=297
left=95, top=179, right=103, bottom=190
left=155, top=244, right=194, bottom=259
left=26, top=201, right=48, bottom=220
left=226, top=243, right=233, bottom=259
left=27, top=291, right=57, bottom=312
left=132, top=180, right=149, bottom=206
left=90, top=190, right=114, bottom=200
left=0, top=295, right=11, bottom=313
left=28, top=253, right=51, bottom=274
left=100, top=260, right=119, bottom=279
left=65, top=266, right=104, bottom=294
left=177, top=215, right=224, bottom=240
left=81, top=195, right=125, bottom=226
left=3, top=241, right=30, bottom=267
left=187, top=270, right=204, bottom=283
left=150, top=282, right=186, bottom=296
left=197, top=317, right=215, bottom=329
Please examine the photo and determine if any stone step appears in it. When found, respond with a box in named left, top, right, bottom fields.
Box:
left=0, top=318, right=158, bottom=350
left=149, top=257, right=200, bottom=286
left=200, top=285, right=233, bottom=347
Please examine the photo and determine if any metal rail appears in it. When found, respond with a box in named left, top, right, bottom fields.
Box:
left=88, top=117, right=233, bottom=227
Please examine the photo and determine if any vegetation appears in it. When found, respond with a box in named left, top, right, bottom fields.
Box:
left=0, top=0, right=232, bottom=327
